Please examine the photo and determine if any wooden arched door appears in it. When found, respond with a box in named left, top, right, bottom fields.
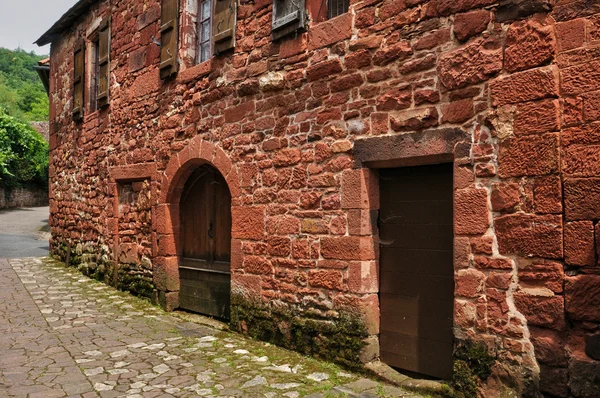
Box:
left=179, top=164, right=232, bottom=319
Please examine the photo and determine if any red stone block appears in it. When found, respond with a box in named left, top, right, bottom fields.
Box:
left=153, top=256, right=180, bottom=292
left=556, top=19, right=586, bottom=52
left=306, top=59, right=343, bottom=82
left=320, top=236, right=376, bottom=260
left=454, top=300, right=477, bottom=328
left=308, top=269, right=343, bottom=290
left=224, top=101, right=255, bottom=123
left=231, top=273, right=262, bottom=300
left=243, top=255, right=273, bottom=275
left=348, top=261, right=378, bottom=294
left=470, top=236, right=494, bottom=255
left=442, top=98, right=474, bottom=123
left=513, top=292, right=565, bottom=329
left=376, top=86, right=412, bottom=111
left=530, top=327, right=568, bottom=367
left=491, top=182, right=520, bottom=212
left=561, top=60, right=600, bottom=96
left=157, top=234, right=179, bottom=256
left=344, top=50, right=372, bottom=70
left=453, top=10, right=490, bottom=42
left=455, top=269, right=485, bottom=297
left=495, top=213, right=563, bottom=258
left=563, top=144, right=600, bottom=177
left=267, top=236, right=291, bottom=257
left=454, top=188, right=489, bottom=235
left=564, top=221, right=595, bottom=266
left=308, top=13, right=352, bottom=51
left=533, top=175, right=562, bottom=214
left=565, top=274, right=600, bottom=322
left=504, top=19, right=555, bottom=73
left=390, top=107, right=439, bottom=131
left=413, top=28, right=451, bottom=51
left=562, top=122, right=600, bottom=146
left=474, top=256, right=513, bottom=270
left=154, top=204, right=178, bottom=234
left=564, top=178, right=600, bottom=220
left=348, top=209, right=376, bottom=236
left=518, top=261, right=564, bottom=294
left=301, top=219, right=329, bottom=234
left=373, top=41, right=413, bottom=66
left=341, top=168, right=378, bottom=210
left=498, top=133, right=559, bottom=178
left=231, top=206, right=264, bottom=240
left=597, top=222, right=600, bottom=265
left=265, top=215, right=301, bottom=234
left=486, top=272, right=513, bottom=290
left=490, top=66, right=559, bottom=106
left=437, top=37, right=502, bottom=90
left=513, top=99, right=560, bottom=136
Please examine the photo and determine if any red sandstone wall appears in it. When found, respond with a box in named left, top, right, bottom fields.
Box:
left=0, top=186, right=48, bottom=209
left=47, top=0, right=600, bottom=395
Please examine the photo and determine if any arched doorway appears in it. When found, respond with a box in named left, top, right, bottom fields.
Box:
left=178, top=164, right=232, bottom=319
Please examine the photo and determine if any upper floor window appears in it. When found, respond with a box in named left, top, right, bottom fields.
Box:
left=197, top=0, right=212, bottom=63
left=327, top=0, right=349, bottom=19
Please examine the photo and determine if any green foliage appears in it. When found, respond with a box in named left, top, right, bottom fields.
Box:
left=445, top=341, right=497, bottom=398
left=0, top=48, right=49, bottom=121
left=0, top=111, right=49, bottom=188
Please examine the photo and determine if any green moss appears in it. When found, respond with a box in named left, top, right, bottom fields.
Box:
left=230, top=295, right=368, bottom=370
left=116, top=270, right=154, bottom=298
left=442, top=341, right=497, bottom=398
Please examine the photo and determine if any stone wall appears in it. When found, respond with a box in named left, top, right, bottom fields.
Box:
left=0, top=186, right=48, bottom=209
left=46, top=0, right=600, bottom=395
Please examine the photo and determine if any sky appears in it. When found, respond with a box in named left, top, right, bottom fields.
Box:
left=0, top=0, right=79, bottom=55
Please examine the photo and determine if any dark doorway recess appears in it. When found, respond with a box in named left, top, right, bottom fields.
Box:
left=179, top=164, right=232, bottom=319
left=378, top=163, right=454, bottom=380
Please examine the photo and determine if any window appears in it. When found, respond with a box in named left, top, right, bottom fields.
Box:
left=327, top=0, right=349, bottom=19
left=89, top=38, right=100, bottom=112
left=73, top=39, right=85, bottom=121
left=197, top=0, right=212, bottom=63
left=272, top=0, right=306, bottom=40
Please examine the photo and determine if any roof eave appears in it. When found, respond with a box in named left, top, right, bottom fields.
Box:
left=35, top=0, right=98, bottom=46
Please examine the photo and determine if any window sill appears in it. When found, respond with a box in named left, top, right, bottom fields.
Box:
left=177, top=59, right=215, bottom=84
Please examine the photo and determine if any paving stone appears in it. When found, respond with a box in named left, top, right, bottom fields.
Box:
left=0, top=257, right=421, bottom=397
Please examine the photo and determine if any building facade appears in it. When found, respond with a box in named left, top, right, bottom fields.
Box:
left=37, top=0, right=600, bottom=395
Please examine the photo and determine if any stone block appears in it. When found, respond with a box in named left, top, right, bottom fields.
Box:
left=490, top=66, right=559, bottom=106
left=564, top=221, right=595, bottom=266
left=495, top=213, right=563, bottom=258
left=231, top=206, right=264, bottom=240
left=565, top=274, right=600, bottom=322
left=454, top=188, right=489, bottom=235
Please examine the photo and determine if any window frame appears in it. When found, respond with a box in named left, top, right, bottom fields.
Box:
left=326, top=0, right=349, bottom=20
left=197, top=0, right=213, bottom=64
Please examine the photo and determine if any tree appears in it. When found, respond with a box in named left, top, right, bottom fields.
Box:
left=0, top=47, right=49, bottom=122
left=0, top=110, right=49, bottom=189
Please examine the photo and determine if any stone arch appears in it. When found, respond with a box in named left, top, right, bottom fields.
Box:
left=153, top=136, right=240, bottom=311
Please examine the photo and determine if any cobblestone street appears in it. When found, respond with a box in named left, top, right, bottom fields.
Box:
left=0, top=257, right=421, bottom=398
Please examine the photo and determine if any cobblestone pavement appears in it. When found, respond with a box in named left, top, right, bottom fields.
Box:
left=0, top=257, right=422, bottom=398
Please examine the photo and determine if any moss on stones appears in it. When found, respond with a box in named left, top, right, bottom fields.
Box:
left=444, top=341, right=497, bottom=398
left=230, top=294, right=368, bottom=370
left=116, top=269, right=154, bottom=298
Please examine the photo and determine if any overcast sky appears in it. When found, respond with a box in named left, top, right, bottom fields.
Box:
left=0, top=0, right=79, bottom=55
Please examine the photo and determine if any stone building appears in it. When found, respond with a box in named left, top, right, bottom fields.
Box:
left=36, top=0, right=600, bottom=395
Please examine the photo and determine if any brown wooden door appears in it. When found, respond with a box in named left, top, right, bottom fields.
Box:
left=379, top=164, right=454, bottom=380
left=179, top=165, right=232, bottom=319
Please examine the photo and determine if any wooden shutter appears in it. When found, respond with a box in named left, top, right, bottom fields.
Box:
left=272, top=0, right=306, bottom=40
left=160, top=0, right=179, bottom=79
left=213, top=0, right=236, bottom=54
left=97, top=19, right=110, bottom=108
left=72, top=38, right=85, bottom=121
